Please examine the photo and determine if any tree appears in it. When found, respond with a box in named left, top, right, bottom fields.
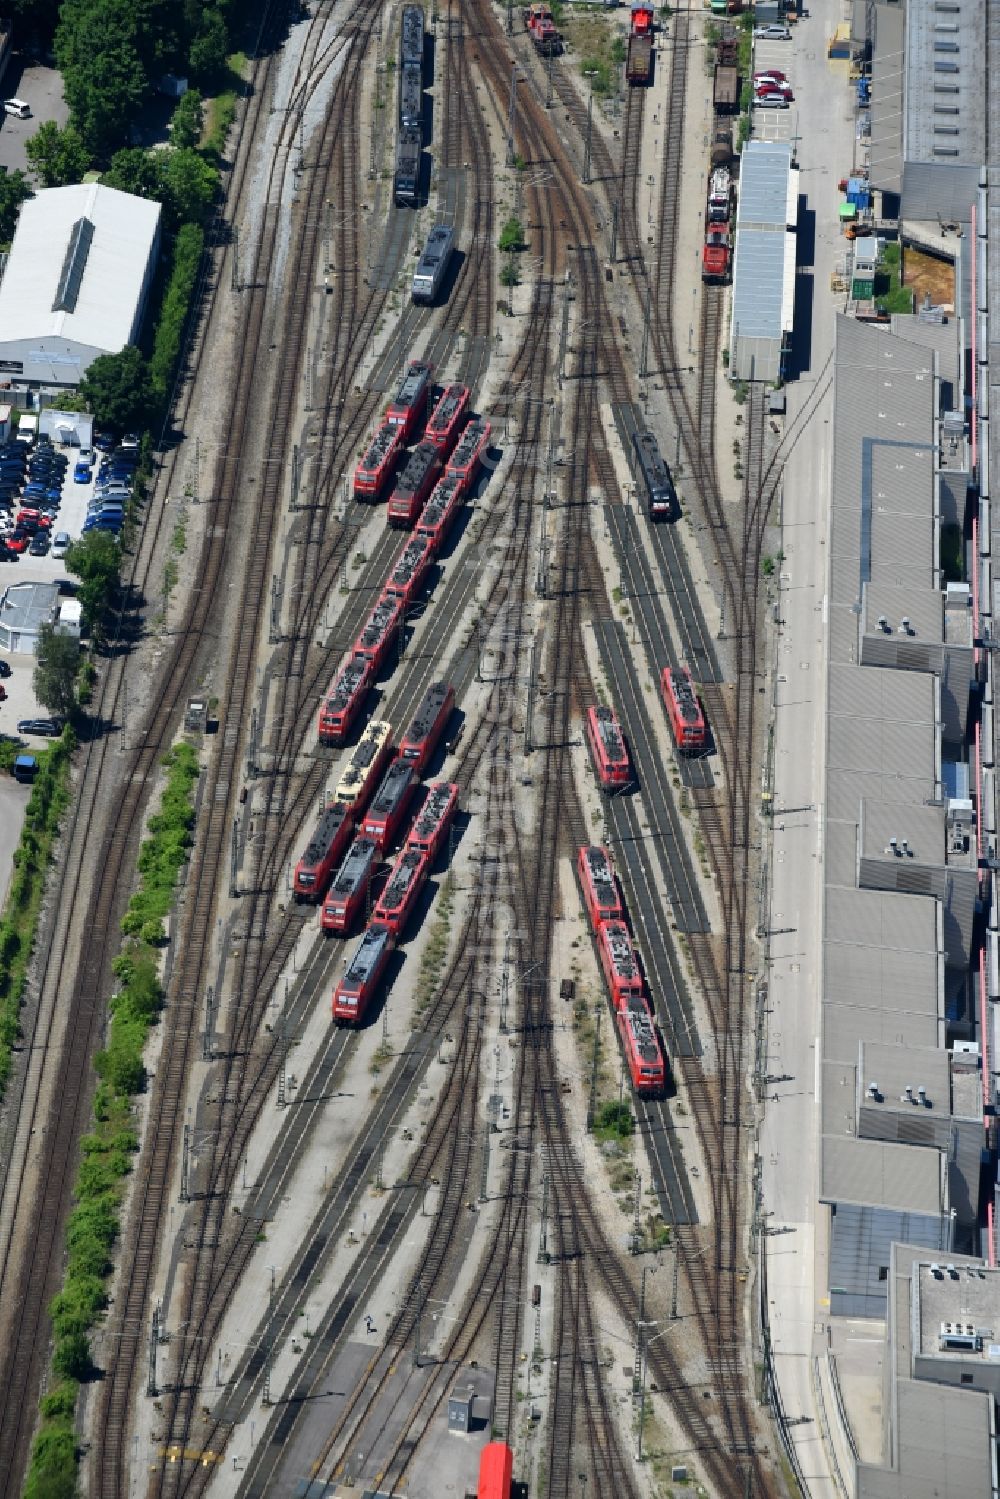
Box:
left=52, top=1330, right=91, bottom=1382
left=161, top=147, right=218, bottom=229
left=498, top=217, right=525, bottom=253
left=25, top=121, right=91, bottom=188
left=78, top=346, right=155, bottom=433
left=32, top=624, right=80, bottom=720
left=169, top=87, right=203, bottom=149
left=66, top=531, right=121, bottom=639
left=102, top=146, right=166, bottom=203
left=56, top=0, right=147, bottom=159
left=0, top=169, right=32, bottom=244
left=189, top=7, right=228, bottom=85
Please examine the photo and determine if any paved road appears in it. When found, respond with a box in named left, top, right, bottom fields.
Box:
left=758, top=3, right=860, bottom=1494
left=0, top=61, right=68, bottom=175
left=0, top=776, right=30, bottom=904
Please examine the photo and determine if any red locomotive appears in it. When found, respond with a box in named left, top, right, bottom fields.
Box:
left=702, top=226, right=731, bottom=284
left=477, top=1442, right=514, bottom=1499
left=383, top=533, right=433, bottom=607
left=354, top=420, right=403, bottom=499
left=399, top=681, right=454, bottom=774
left=425, top=383, right=470, bottom=456
left=577, top=845, right=624, bottom=930
left=416, top=470, right=465, bottom=554
left=360, top=757, right=418, bottom=852
left=445, top=417, right=490, bottom=492
left=292, top=801, right=354, bottom=902
left=661, top=666, right=707, bottom=753
left=618, top=993, right=666, bottom=1095
left=318, top=653, right=371, bottom=746
left=355, top=595, right=405, bottom=674
left=371, top=846, right=430, bottom=936
left=386, top=359, right=434, bottom=442
left=321, top=835, right=380, bottom=934
left=387, top=441, right=443, bottom=528
left=332, top=923, right=395, bottom=1022
left=406, top=781, right=459, bottom=861
left=585, top=703, right=632, bottom=789
left=597, top=919, right=645, bottom=1009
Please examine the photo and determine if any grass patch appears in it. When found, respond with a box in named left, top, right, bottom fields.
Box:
left=415, top=875, right=454, bottom=1014
left=875, top=244, right=914, bottom=314
left=0, top=732, right=74, bottom=1106
left=594, top=1098, right=635, bottom=1142
left=24, top=742, right=200, bottom=1499
left=201, top=55, right=246, bottom=162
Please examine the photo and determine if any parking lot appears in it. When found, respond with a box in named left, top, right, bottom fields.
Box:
left=752, top=33, right=798, bottom=144
left=0, top=59, right=68, bottom=173
left=0, top=441, right=109, bottom=746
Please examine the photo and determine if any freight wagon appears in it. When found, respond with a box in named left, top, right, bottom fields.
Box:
left=400, top=4, right=425, bottom=69
left=416, top=470, right=466, bottom=553
left=445, top=417, right=490, bottom=490
left=335, top=719, right=393, bottom=811
left=293, top=801, right=354, bottom=902
left=355, top=595, right=405, bottom=674
left=318, top=654, right=371, bottom=746
left=387, top=441, right=442, bottom=528
left=577, top=844, right=624, bottom=930
left=713, top=62, right=739, bottom=113
left=354, top=420, right=403, bottom=499
left=412, top=224, right=455, bottom=305
left=424, top=383, right=470, bottom=455
left=383, top=533, right=433, bottom=608
left=477, top=1442, right=514, bottom=1499
left=394, top=127, right=422, bottom=208
left=371, top=847, right=430, bottom=936
left=597, top=919, right=646, bottom=1010
left=399, top=60, right=423, bottom=130
left=386, top=360, right=434, bottom=442
left=399, top=681, right=454, bottom=775
left=585, top=703, right=632, bottom=790
left=332, top=924, right=394, bottom=1022
left=661, top=666, right=707, bottom=753
left=406, top=781, right=459, bottom=861
left=618, top=993, right=666, bottom=1095
left=322, top=836, right=380, bottom=934
left=360, top=758, right=418, bottom=853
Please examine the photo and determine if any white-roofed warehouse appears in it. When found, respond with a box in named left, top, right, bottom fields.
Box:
left=729, top=139, right=798, bottom=383
left=0, top=182, right=161, bottom=393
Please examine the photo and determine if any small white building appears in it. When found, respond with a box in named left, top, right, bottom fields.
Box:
left=0, top=581, right=61, bottom=655
left=0, top=182, right=161, bottom=398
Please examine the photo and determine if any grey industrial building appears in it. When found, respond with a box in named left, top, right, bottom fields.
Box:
left=0, top=183, right=161, bottom=398
left=869, top=0, right=986, bottom=226
left=729, top=140, right=798, bottom=383
left=819, top=313, right=982, bottom=1321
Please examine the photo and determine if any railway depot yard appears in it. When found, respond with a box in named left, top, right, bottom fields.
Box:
left=0, top=2, right=995, bottom=1499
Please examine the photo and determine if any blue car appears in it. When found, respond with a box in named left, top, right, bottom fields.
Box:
left=73, top=461, right=91, bottom=483
left=83, top=516, right=122, bottom=534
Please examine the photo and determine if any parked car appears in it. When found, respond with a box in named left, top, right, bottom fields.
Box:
left=0, top=660, right=12, bottom=678
left=28, top=532, right=49, bottom=555
left=754, top=23, right=790, bottom=37
left=6, top=532, right=31, bottom=552
left=753, top=68, right=787, bottom=83
left=50, top=531, right=71, bottom=559
left=17, top=718, right=63, bottom=737
left=73, top=462, right=92, bottom=483
left=754, top=81, right=793, bottom=99
left=754, top=90, right=790, bottom=107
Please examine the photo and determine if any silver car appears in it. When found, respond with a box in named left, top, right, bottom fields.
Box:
left=50, top=530, right=71, bottom=559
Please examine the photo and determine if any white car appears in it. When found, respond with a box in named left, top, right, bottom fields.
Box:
left=50, top=531, right=71, bottom=559
left=754, top=23, right=791, bottom=38
left=755, top=90, right=791, bottom=107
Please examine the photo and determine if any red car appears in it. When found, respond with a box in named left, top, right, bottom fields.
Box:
left=755, top=81, right=793, bottom=99
left=6, top=532, right=30, bottom=553
left=753, top=68, right=787, bottom=84
left=18, top=510, right=52, bottom=529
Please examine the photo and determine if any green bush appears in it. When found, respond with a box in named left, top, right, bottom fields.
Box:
left=594, top=1099, right=635, bottom=1139
left=25, top=736, right=201, bottom=1497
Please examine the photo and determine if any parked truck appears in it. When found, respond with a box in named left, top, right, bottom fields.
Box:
left=626, top=2, right=654, bottom=85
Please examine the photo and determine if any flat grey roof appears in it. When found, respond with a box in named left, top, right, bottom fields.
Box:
left=903, top=0, right=985, bottom=169
left=863, top=583, right=943, bottom=645
left=913, top=1258, right=1000, bottom=1358
left=0, top=581, right=59, bottom=634
left=820, top=1135, right=943, bottom=1213
left=825, top=885, right=939, bottom=953
left=858, top=1381, right=995, bottom=1498
left=731, top=142, right=796, bottom=349
left=870, top=1, right=904, bottom=195
left=900, top=163, right=982, bottom=226
left=858, top=1039, right=951, bottom=1115
left=860, top=800, right=945, bottom=868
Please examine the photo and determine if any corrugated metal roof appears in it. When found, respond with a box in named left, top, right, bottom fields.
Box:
left=823, top=999, right=940, bottom=1065
left=826, top=767, right=936, bottom=825
left=861, top=799, right=945, bottom=866
left=822, top=1059, right=858, bottom=1137
left=825, top=886, right=938, bottom=954
left=730, top=141, right=796, bottom=379
left=824, top=942, right=940, bottom=1017
left=820, top=1135, right=943, bottom=1212
left=900, top=163, right=982, bottom=224
left=737, top=140, right=794, bottom=226
left=903, top=0, right=985, bottom=169
left=870, top=1, right=904, bottom=195
left=828, top=660, right=935, bottom=725
left=0, top=183, right=160, bottom=354
left=863, top=583, right=943, bottom=645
